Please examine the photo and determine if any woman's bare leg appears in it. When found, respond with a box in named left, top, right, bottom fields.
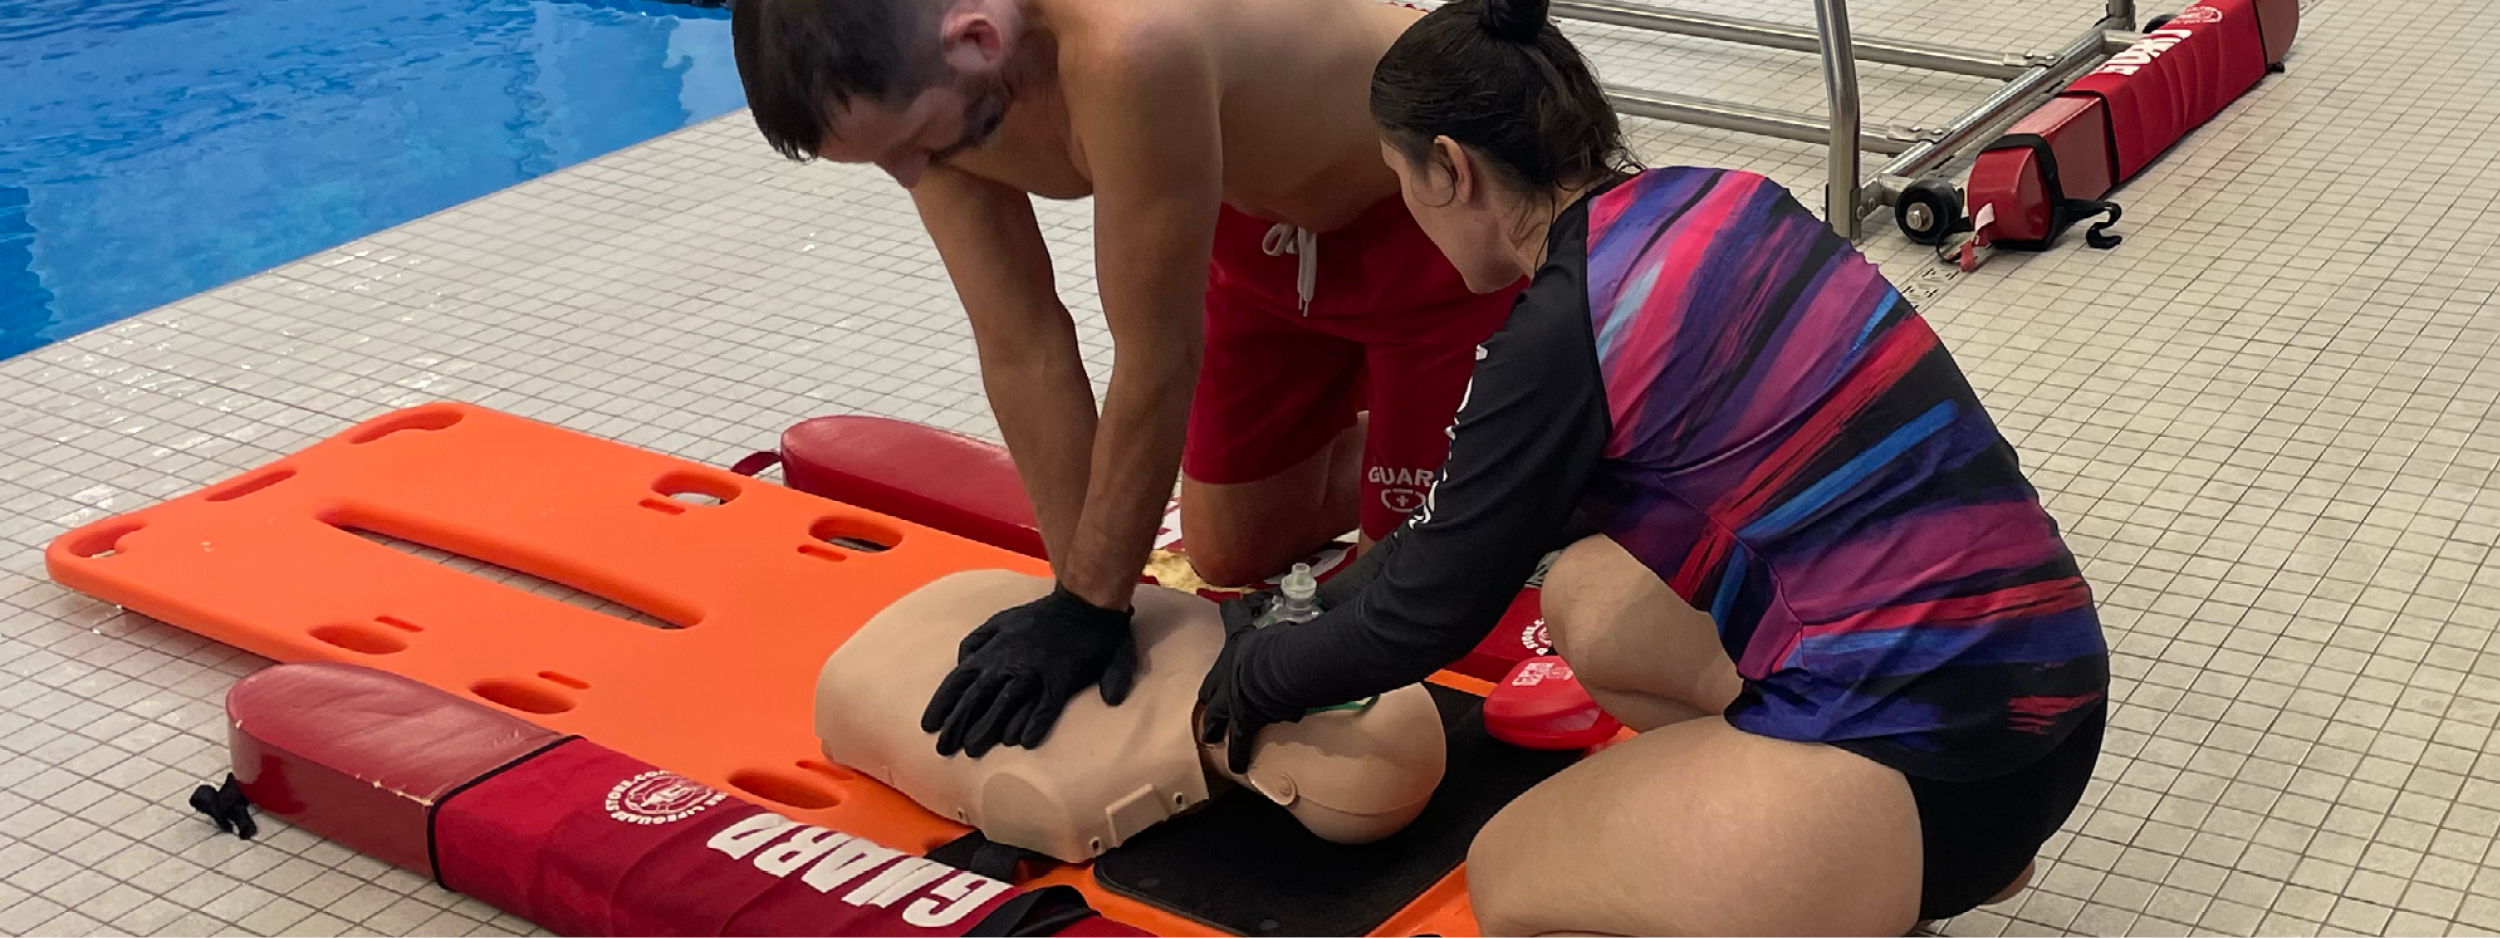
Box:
left=1465, top=718, right=1924, bottom=936
left=1539, top=535, right=1741, bottom=731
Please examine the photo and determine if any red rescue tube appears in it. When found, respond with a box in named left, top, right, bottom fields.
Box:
left=2067, top=0, right=2273, bottom=182
left=1964, top=96, right=2116, bottom=249
left=754, top=415, right=1546, bottom=683
left=1961, top=0, right=2296, bottom=257
left=770, top=416, right=1048, bottom=559
left=227, top=662, right=563, bottom=874
left=225, top=663, right=1145, bottom=937
left=1482, top=656, right=1623, bottom=751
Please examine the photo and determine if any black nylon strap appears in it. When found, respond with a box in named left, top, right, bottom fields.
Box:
left=962, top=885, right=1100, bottom=937
left=926, top=830, right=1047, bottom=882
left=188, top=775, right=257, bottom=840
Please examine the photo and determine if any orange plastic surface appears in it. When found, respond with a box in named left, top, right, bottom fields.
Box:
left=44, top=402, right=1488, bottom=938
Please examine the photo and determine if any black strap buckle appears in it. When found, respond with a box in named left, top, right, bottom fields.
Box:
left=189, top=775, right=258, bottom=840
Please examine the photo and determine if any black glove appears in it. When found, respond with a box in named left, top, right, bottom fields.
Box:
left=921, top=586, right=1140, bottom=758
left=1194, top=593, right=1308, bottom=775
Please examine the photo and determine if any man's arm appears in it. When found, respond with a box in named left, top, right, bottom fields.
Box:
left=1048, top=28, right=1224, bottom=610
left=910, top=168, right=1096, bottom=566
left=913, top=30, right=1229, bottom=757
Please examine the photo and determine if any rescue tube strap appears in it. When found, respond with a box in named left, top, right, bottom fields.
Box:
left=729, top=451, right=783, bottom=477
left=963, top=885, right=1103, bottom=937
left=1977, top=132, right=2125, bottom=253
left=927, top=830, right=1047, bottom=883
left=188, top=775, right=257, bottom=840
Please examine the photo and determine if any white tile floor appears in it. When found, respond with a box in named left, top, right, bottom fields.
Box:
left=5, top=0, right=2500, bottom=933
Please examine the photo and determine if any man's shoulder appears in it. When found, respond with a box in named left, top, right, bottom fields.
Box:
left=1054, top=1, right=1218, bottom=86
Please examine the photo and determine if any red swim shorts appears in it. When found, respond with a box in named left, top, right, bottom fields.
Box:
left=1184, top=198, right=1522, bottom=540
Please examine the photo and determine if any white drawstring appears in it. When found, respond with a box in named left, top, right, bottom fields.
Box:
left=1260, top=222, right=1318, bottom=313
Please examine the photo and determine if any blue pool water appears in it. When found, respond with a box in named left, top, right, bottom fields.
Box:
left=0, top=0, right=747, bottom=358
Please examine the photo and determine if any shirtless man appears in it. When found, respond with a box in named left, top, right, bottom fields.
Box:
left=730, top=0, right=1518, bottom=757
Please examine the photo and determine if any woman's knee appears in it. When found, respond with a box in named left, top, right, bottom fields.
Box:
left=1464, top=723, right=1924, bottom=937
left=1538, top=535, right=1643, bottom=661
left=1540, top=536, right=1740, bottom=711
left=1463, top=796, right=1550, bottom=936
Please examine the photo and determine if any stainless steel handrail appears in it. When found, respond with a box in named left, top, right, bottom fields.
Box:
left=1812, top=0, right=1864, bottom=238
left=1552, top=0, right=2035, bottom=80
left=1547, top=0, right=2138, bottom=238
left=1603, top=87, right=1922, bottom=156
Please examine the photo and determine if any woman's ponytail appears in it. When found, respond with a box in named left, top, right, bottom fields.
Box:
left=1477, top=0, right=1550, bottom=43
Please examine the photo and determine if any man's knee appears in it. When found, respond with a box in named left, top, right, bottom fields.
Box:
left=1182, top=541, right=1287, bottom=589
left=1176, top=489, right=1295, bottom=587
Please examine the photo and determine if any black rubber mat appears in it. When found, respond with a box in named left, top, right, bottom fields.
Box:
left=1092, top=685, right=1581, bottom=936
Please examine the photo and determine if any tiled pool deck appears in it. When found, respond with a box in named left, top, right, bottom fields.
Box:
left=8, top=0, right=2500, bottom=933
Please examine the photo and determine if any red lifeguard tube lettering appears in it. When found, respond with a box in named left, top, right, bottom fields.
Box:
left=222, top=662, right=1143, bottom=937
left=1960, top=0, right=2292, bottom=256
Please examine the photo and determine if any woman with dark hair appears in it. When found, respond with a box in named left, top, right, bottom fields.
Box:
left=1192, top=0, right=2111, bottom=932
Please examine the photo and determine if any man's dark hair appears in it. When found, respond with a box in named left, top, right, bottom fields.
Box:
left=732, top=0, right=947, bottom=161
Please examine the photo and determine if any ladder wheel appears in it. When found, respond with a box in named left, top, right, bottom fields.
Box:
left=1895, top=179, right=1965, bottom=246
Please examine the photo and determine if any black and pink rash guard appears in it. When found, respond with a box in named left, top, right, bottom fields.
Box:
left=1234, top=167, right=2109, bottom=780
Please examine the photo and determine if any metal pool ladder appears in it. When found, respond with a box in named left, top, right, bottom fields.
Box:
left=1550, top=0, right=2145, bottom=240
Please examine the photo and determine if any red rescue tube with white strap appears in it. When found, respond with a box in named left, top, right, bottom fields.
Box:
left=2068, top=0, right=2274, bottom=182
left=225, top=663, right=1144, bottom=937
left=435, top=740, right=1033, bottom=936
left=1962, top=0, right=2296, bottom=253
left=752, top=415, right=1547, bottom=682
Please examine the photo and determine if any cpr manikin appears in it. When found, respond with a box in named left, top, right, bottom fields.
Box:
left=814, top=570, right=1446, bottom=863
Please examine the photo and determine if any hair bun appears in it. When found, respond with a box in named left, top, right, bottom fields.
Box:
left=1477, top=0, right=1549, bottom=43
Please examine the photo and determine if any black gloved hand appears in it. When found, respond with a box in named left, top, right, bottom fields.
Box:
left=1194, top=594, right=1308, bottom=775
left=921, top=586, right=1140, bottom=758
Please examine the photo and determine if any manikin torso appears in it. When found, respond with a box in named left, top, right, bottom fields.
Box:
left=815, top=570, right=1447, bottom=863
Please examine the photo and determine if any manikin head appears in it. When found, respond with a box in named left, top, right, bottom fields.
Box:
left=1369, top=0, right=1640, bottom=293
left=1199, top=686, right=1447, bottom=844
left=732, top=0, right=1027, bottom=187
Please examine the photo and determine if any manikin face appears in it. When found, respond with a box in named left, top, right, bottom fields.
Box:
left=811, top=4, right=1016, bottom=188
left=1379, top=138, right=1530, bottom=294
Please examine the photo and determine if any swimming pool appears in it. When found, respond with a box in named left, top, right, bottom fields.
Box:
left=0, top=0, right=746, bottom=359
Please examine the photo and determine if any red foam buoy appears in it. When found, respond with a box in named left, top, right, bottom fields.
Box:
left=223, top=662, right=1144, bottom=937
left=1483, top=656, right=1622, bottom=751
left=1958, top=0, right=2296, bottom=260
